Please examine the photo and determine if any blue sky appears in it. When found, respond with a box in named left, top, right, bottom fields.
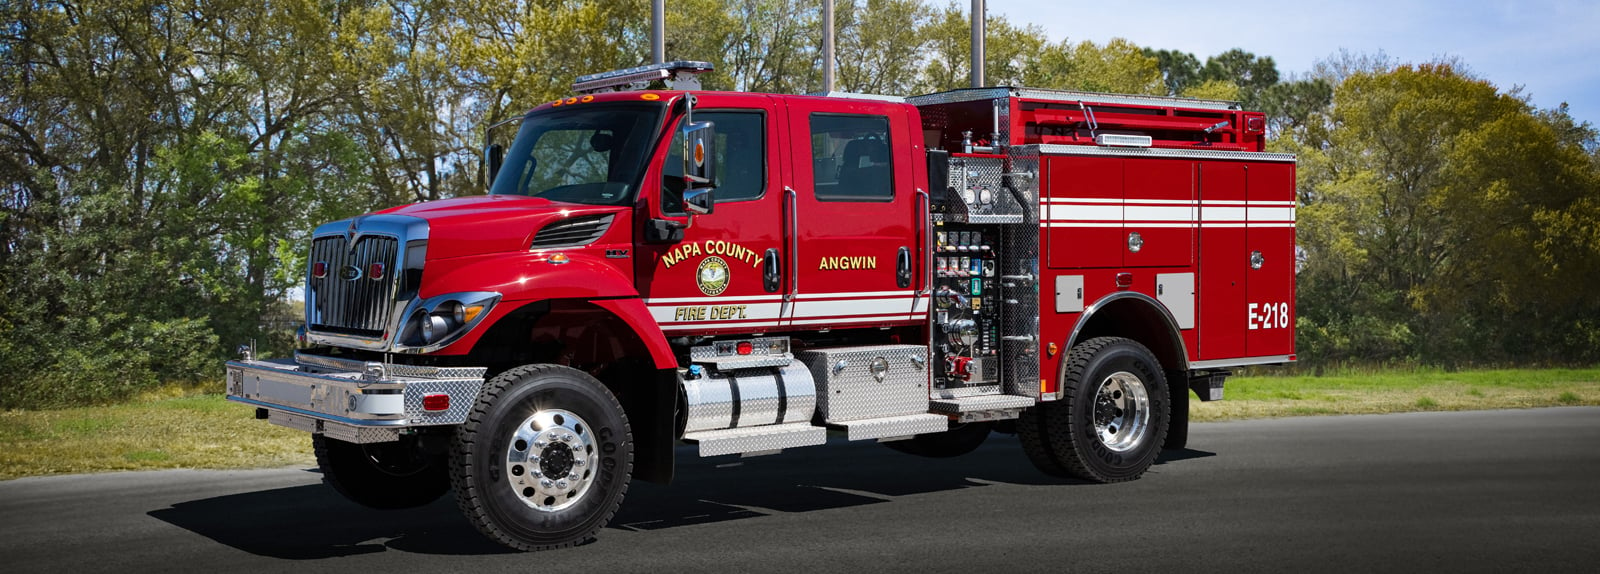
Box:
left=988, top=0, right=1600, bottom=128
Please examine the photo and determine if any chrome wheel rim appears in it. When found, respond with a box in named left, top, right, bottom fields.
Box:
left=505, top=409, right=599, bottom=512
left=1092, top=371, right=1150, bottom=453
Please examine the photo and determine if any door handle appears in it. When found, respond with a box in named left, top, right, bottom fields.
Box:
left=764, top=248, right=782, bottom=293
left=896, top=246, right=912, bottom=288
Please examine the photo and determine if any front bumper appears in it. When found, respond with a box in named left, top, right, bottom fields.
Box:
left=226, top=352, right=485, bottom=443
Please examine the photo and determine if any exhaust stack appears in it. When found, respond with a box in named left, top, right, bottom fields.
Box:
left=970, top=0, right=985, bottom=88
left=651, top=0, right=665, bottom=64
left=823, top=0, right=836, bottom=92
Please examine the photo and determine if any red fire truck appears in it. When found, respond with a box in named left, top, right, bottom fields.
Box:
left=226, top=61, right=1295, bottom=551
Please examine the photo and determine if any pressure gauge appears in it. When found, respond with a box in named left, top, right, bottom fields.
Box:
left=978, top=186, right=994, bottom=204
left=962, top=187, right=977, bottom=204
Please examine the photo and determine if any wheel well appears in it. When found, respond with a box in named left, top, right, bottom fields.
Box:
left=1068, top=296, right=1188, bottom=373
left=468, top=299, right=677, bottom=484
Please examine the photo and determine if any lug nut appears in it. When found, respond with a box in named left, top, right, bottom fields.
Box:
left=556, top=480, right=568, bottom=489
left=534, top=440, right=546, bottom=449
left=568, top=472, right=579, bottom=480
left=532, top=470, right=542, bottom=477
left=574, top=459, right=586, bottom=467
left=540, top=479, right=553, bottom=488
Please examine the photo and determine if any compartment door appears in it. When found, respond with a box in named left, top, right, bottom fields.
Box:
left=1245, top=163, right=1297, bottom=357
left=1045, top=156, right=1123, bottom=269
left=1197, top=162, right=1248, bottom=360
left=1123, top=159, right=1196, bottom=268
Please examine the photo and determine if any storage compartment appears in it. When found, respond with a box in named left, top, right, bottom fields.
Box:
left=796, top=345, right=930, bottom=422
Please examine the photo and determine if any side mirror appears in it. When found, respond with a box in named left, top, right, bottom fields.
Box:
left=679, top=121, right=716, bottom=215
left=483, top=143, right=505, bottom=190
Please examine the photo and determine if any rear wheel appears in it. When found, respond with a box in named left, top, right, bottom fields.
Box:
left=1019, top=337, right=1169, bottom=483
left=883, top=421, right=992, bottom=458
left=313, top=434, right=449, bottom=510
left=451, top=364, right=632, bottom=551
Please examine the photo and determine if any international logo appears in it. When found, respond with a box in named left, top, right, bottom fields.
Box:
left=696, top=256, right=730, bottom=296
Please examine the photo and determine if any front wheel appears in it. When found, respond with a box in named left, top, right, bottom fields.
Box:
left=450, top=364, right=633, bottom=551
left=1019, top=337, right=1169, bottom=483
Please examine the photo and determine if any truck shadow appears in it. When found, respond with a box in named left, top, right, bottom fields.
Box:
left=147, top=435, right=1212, bottom=559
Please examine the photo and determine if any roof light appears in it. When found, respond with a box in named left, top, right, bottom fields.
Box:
left=572, top=61, right=715, bottom=94
left=1094, top=134, right=1153, bottom=148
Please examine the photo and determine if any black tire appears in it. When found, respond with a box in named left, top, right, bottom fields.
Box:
left=450, top=364, right=632, bottom=551
left=1164, top=371, right=1190, bottom=450
left=1021, top=337, right=1170, bottom=483
left=883, top=421, right=993, bottom=458
left=312, top=433, right=450, bottom=510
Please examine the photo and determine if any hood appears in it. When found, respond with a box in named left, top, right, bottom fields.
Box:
left=375, top=195, right=626, bottom=260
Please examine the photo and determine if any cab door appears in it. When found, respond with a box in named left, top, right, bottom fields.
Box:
left=781, top=97, right=922, bottom=328
left=637, top=94, right=790, bottom=335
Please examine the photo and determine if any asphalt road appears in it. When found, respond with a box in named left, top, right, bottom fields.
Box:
left=3, top=407, right=1598, bottom=573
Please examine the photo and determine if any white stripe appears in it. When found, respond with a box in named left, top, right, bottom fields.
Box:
left=1248, top=200, right=1298, bottom=207
left=649, top=302, right=785, bottom=323
left=1201, top=207, right=1247, bottom=222
left=1044, top=204, right=1121, bottom=221
left=1123, top=222, right=1197, bottom=228
left=1202, top=223, right=1248, bottom=228
left=1249, top=222, right=1297, bottom=228
left=1044, top=222, right=1122, bottom=228
left=1123, top=198, right=1199, bottom=205
left=792, top=298, right=913, bottom=318
left=645, top=294, right=785, bottom=304
left=1045, top=197, right=1122, bottom=204
left=660, top=320, right=784, bottom=331
left=794, top=290, right=915, bottom=300
left=1202, top=200, right=1249, bottom=206
left=790, top=316, right=916, bottom=326
left=1124, top=205, right=1196, bottom=222
left=1248, top=207, right=1296, bottom=222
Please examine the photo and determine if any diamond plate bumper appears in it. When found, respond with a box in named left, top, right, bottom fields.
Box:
left=225, top=354, right=485, bottom=430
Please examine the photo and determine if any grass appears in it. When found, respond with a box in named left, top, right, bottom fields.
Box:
left=2, top=368, right=1599, bottom=480
left=1190, top=367, right=1600, bottom=422
left=0, top=391, right=312, bottom=481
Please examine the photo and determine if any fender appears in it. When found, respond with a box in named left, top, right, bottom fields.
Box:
left=1063, top=291, right=1190, bottom=372
left=418, top=251, right=674, bottom=369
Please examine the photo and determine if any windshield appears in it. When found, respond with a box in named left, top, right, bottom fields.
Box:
left=490, top=103, right=666, bottom=206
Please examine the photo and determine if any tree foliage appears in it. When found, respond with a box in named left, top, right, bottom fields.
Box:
left=2, top=2, right=1597, bottom=408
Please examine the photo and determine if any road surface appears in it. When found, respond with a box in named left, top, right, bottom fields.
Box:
left=3, top=408, right=1598, bottom=572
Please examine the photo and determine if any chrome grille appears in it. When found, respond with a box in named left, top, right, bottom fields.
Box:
left=308, top=234, right=400, bottom=336
left=530, top=214, right=614, bottom=249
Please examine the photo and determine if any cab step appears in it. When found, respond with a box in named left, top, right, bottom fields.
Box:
left=929, top=394, right=1036, bottom=423
left=830, top=413, right=951, bottom=442
left=681, top=422, right=827, bottom=457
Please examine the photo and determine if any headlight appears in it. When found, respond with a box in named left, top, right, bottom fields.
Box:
left=398, top=291, right=502, bottom=351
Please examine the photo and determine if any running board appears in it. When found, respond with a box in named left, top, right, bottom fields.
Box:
left=930, top=395, right=1036, bottom=423
left=681, top=422, right=827, bottom=457
left=830, top=413, right=951, bottom=442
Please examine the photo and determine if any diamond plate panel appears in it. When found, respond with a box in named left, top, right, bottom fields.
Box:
left=930, top=394, right=1036, bottom=413
left=943, top=155, right=1026, bottom=223
left=403, top=379, right=484, bottom=425
left=682, top=423, right=828, bottom=457
left=1001, top=145, right=1042, bottom=398
left=834, top=413, right=950, bottom=441
left=995, top=97, right=1012, bottom=148
left=797, top=345, right=930, bottom=423
left=322, top=421, right=402, bottom=444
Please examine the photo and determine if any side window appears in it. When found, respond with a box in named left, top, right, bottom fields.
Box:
left=662, top=111, right=766, bottom=214
left=810, top=114, right=893, bottom=202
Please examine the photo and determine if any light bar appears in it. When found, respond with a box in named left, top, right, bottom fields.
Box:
left=1093, top=134, right=1153, bottom=148
left=572, top=61, right=715, bottom=94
